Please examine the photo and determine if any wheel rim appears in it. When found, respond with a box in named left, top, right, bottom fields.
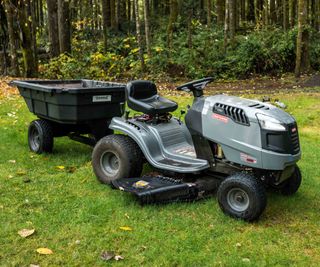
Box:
left=29, top=126, right=40, bottom=151
left=100, top=151, right=120, bottom=176
left=226, top=188, right=249, bottom=212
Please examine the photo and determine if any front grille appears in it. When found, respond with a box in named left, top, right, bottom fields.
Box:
left=213, top=103, right=249, bottom=126
left=289, top=124, right=300, bottom=154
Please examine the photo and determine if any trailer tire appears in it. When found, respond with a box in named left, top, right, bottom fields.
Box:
left=28, top=119, right=54, bottom=154
left=217, top=172, right=267, bottom=221
left=280, top=165, right=302, bottom=195
left=92, top=134, right=143, bottom=185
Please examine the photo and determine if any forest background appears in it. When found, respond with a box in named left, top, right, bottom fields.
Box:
left=0, top=0, right=319, bottom=81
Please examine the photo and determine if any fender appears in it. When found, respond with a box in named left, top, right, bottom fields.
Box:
left=109, top=117, right=209, bottom=173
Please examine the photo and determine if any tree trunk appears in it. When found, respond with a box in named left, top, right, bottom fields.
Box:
left=115, top=0, right=120, bottom=30
left=110, top=0, right=117, bottom=30
left=270, top=0, right=276, bottom=24
left=58, top=0, right=71, bottom=53
left=240, top=0, right=245, bottom=25
left=289, top=0, right=296, bottom=27
left=247, top=0, right=255, bottom=22
left=144, top=0, right=151, bottom=56
left=276, top=0, right=283, bottom=26
left=18, top=0, right=37, bottom=77
left=4, top=0, right=20, bottom=76
left=229, top=0, right=236, bottom=40
left=167, top=0, right=178, bottom=49
left=216, top=0, right=225, bottom=26
left=295, top=0, right=310, bottom=77
left=101, top=0, right=109, bottom=51
left=134, top=0, right=145, bottom=70
left=207, top=0, right=212, bottom=26
left=47, top=0, right=60, bottom=57
left=255, top=0, right=263, bottom=26
left=283, top=0, right=289, bottom=30
left=224, top=0, right=230, bottom=52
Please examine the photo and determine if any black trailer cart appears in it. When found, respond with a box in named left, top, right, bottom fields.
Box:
left=11, top=80, right=125, bottom=154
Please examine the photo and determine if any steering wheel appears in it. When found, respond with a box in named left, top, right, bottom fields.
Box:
left=176, top=77, right=214, bottom=97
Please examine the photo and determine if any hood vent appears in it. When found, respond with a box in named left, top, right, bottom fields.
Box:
left=213, top=103, right=249, bottom=126
left=248, top=103, right=270, bottom=110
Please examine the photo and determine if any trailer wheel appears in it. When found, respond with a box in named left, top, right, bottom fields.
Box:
left=28, top=119, right=54, bottom=154
left=92, top=134, right=143, bottom=184
left=217, top=172, right=267, bottom=221
left=280, top=165, right=302, bottom=195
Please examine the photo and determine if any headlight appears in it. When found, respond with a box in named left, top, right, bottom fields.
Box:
left=256, top=113, right=286, bottom=131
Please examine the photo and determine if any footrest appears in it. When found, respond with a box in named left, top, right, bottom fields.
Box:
left=112, top=176, right=199, bottom=204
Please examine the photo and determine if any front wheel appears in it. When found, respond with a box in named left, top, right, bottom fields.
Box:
left=92, top=134, right=143, bottom=185
left=217, top=172, right=267, bottom=221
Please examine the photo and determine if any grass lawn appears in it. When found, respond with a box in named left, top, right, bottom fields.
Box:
left=0, top=87, right=320, bottom=266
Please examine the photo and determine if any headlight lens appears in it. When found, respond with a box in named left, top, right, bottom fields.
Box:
left=256, top=113, right=286, bottom=131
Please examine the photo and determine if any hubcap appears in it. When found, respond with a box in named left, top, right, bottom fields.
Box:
left=227, top=188, right=249, bottom=212
left=30, top=127, right=40, bottom=151
left=100, top=151, right=120, bottom=176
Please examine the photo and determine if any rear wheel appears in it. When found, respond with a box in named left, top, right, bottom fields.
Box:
left=280, top=165, right=302, bottom=195
left=217, top=172, right=267, bottom=221
left=92, top=134, right=143, bottom=184
left=28, top=119, right=54, bottom=154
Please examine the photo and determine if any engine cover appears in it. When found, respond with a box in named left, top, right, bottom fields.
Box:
left=187, top=95, right=301, bottom=171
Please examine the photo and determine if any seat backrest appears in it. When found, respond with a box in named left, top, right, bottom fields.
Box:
left=126, top=80, right=157, bottom=100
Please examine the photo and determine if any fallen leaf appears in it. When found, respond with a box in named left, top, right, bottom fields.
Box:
left=8, top=175, right=13, bottom=179
left=119, top=226, right=132, bottom=231
left=29, top=264, right=40, bottom=267
left=36, top=248, right=53, bottom=255
left=114, top=255, right=124, bottom=261
left=18, top=229, right=35, bottom=238
left=66, top=166, right=77, bottom=173
left=75, top=240, right=81, bottom=244
left=8, top=160, right=16, bottom=164
left=242, top=258, right=250, bottom=263
left=56, top=166, right=65, bottom=170
left=235, top=242, right=242, bottom=248
left=16, top=171, right=27, bottom=176
left=101, top=251, right=115, bottom=261
left=23, top=177, right=31, bottom=183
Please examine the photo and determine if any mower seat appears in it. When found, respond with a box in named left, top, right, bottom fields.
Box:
left=126, top=80, right=178, bottom=115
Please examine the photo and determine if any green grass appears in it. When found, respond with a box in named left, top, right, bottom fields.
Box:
left=0, top=92, right=320, bottom=266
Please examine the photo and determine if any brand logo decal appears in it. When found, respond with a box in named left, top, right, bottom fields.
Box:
left=240, top=153, right=257, bottom=164
left=93, top=95, right=112, bottom=102
left=212, top=113, right=228, bottom=123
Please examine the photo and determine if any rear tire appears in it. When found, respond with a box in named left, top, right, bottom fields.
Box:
left=280, top=165, right=302, bottom=195
left=28, top=119, right=54, bottom=154
left=92, top=134, right=143, bottom=184
left=217, top=172, right=267, bottom=221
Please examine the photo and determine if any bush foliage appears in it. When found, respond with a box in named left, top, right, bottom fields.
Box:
left=40, top=24, right=320, bottom=80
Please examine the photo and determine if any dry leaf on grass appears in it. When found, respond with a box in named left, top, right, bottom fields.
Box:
left=18, top=229, right=35, bottom=238
left=16, top=171, right=27, bottom=176
left=100, top=251, right=115, bottom=261
left=119, top=226, right=132, bottom=231
left=8, top=160, right=16, bottom=164
left=114, top=255, right=124, bottom=261
left=29, top=264, right=40, bottom=267
left=56, top=166, right=65, bottom=170
left=36, top=248, right=53, bottom=255
left=101, top=251, right=124, bottom=261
